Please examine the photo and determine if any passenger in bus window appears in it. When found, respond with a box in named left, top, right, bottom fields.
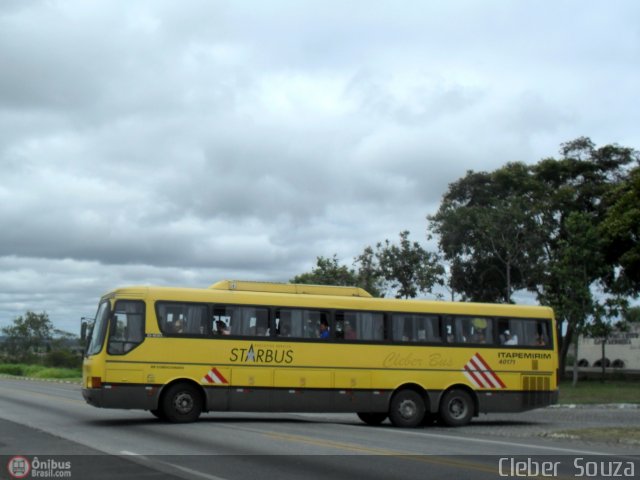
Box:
left=533, top=333, right=546, bottom=346
left=473, top=330, right=486, bottom=344
left=215, top=320, right=230, bottom=335
left=503, top=330, right=518, bottom=345
left=173, top=319, right=184, bottom=334
left=279, top=322, right=291, bottom=337
left=319, top=319, right=330, bottom=339
left=344, top=321, right=357, bottom=340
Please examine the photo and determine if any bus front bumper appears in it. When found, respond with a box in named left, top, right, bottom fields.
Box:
left=82, top=385, right=160, bottom=410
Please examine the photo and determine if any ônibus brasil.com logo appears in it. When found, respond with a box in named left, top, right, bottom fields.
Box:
left=7, top=456, right=72, bottom=478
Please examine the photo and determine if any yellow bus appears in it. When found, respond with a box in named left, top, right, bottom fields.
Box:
left=82, top=280, right=558, bottom=427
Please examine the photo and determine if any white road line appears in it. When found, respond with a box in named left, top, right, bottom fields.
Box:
left=120, top=450, right=228, bottom=480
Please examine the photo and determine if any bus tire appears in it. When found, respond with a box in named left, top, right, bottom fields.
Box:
left=388, top=390, right=425, bottom=428
left=439, top=389, right=473, bottom=427
left=161, top=383, right=203, bottom=423
left=357, top=412, right=388, bottom=426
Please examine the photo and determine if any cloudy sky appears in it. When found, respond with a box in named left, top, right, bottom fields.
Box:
left=1, top=0, right=638, bottom=333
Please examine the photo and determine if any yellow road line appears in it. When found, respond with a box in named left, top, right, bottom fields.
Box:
left=263, top=430, right=500, bottom=475
left=261, top=430, right=581, bottom=480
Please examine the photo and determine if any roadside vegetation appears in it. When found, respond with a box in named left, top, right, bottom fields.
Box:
left=0, top=311, right=83, bottom=383
left=559, top=379, right=640, bottom=404
left=0, top=363, right=81, bottom=380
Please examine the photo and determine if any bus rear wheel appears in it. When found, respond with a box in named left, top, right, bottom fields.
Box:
left=439, top=389, right=473, bottom=427
left=357, top=412, right=388, bottom=426
left=388, top=390, right=425, bottom=428
left=161, top=383, right=203, bottom=423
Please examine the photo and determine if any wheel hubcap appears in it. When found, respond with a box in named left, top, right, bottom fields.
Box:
left=449, top=398, right=466, bottom=418
left=398, top=399, right=417, bottom=419
left=174, top=392, right=194, bottom=414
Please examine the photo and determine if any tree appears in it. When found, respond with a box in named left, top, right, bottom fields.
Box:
left=429, top=137, right=637, bottom=375
left=531, top=138, right=636, bottom=374
left=625, top=306, right=640, bottom=323
left=292, top=231, right=444, bottom=299
left=374, top=231, right=444, bottom=299
left=429, top=162, right=543, bottom=302
left=1, top=311, right=54, bottom=362
left=600, top=166, right=640, bottom=296
left=353, top=246, right=385, bottom=297
left=291, top=255, right=359, bottom=287
left=543, top=212, right=609, bottom=385
left=584, top=300, right=628, bottom=383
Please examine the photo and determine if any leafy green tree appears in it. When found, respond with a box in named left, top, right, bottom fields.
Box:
left=353, top=246, right=385, bottom=297
left=374, top=231, right=444, bottom=299
left=429, top=137, right=637, bottom=375
left=292, top=252, right=386, bottom=297
left=584, top=300, right=628, bottom=383
left=291, top=255, right=359, bottom=287
left=600, top=166, right=640, bottom=295
left=544, top=212, right=613, bottom=383
left=429, top=162, right=543, bottom=302
left=531, top=138, right=636, bottom=374
left=292, top=231, right=444, bottom=299
left=1, top=311, right=54, bottom=362
left=625, top=306, right=640, bottom=323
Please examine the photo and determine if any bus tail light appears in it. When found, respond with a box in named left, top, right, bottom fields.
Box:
left=89, top=377, right=102, bottom=388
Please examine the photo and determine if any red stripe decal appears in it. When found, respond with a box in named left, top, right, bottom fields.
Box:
left=473, top=353, right=507, bottom=388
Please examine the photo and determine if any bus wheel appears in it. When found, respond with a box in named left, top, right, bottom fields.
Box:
left=161, top=383, right=203, bottom=423
left=388, top=390, right=425, bottom=428
left=439, top=389, right=473, bottom=427
left=357, top=412, right=388, bottom=426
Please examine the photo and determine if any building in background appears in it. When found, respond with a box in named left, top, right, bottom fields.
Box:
left=577, top=323, right=640, bottom=369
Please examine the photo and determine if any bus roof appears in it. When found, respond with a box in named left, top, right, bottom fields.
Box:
left=209, top=280, right=372, bottom=297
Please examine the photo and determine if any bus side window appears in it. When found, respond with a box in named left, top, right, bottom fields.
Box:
left=533, top=320, right=550, bottom=346
left=275, top=310, right=292, bottom=337
left=470, top=317, right=493, bottom=345
left=336, top=311, right=382, bottom=341
left=392, top=314, right=441, bottom=343
left=498, top=318, right=521, bottom=345
left=518, top=318, right=551, bottom=347
left=230, top=307, right=270, bottom=336
left=444, top=317, right=455, bottom=343
left=212, top=306, right=235, bottom=336
left=108, top=300, right=145, bottom=355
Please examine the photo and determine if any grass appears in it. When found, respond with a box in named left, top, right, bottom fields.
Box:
left=0, top=363, right=81, bottom=380
left=558, top=379, right=640, bottom=405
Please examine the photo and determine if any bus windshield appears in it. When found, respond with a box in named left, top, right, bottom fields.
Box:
left=86, top=300, right=110, bottom=356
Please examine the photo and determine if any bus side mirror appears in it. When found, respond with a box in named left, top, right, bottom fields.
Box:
left=81, top=320, right=88, bottom=342
left=80, top=316, right=94, bottom=355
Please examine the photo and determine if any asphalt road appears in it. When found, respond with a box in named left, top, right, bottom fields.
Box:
left=0, top=377, right=638, bottom=479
